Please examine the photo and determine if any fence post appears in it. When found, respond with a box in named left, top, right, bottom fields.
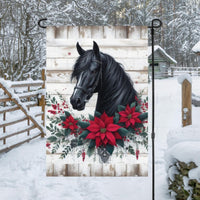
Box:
left=182, top=79, right=192, bottom=127
left=39, top=68, right=45, bottom=137
left=3, top=75, right=7, bottom=144
left=27, top=74, right=30, bottom=136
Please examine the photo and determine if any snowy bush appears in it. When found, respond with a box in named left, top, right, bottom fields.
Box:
left=166, top=127, right=200, bottom=200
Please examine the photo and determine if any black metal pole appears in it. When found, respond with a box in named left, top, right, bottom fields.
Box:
left=148, top=19, right=162, bottom=200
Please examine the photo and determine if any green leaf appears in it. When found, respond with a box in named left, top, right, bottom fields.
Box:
left=118, top=128, right=129, bottom=137
left=79, top=130, right=89, bottom=139
left=128, top=145, right=135, bottom=155
left=55, top=132, right=64, bottom=137
left=60, top=116, right=66, bottom=121
left=47, top=136, right=57, bottom=142
left=138, top=113, right=148, bottom=121
left=95, top=111, right=101, bottom=117
left=118, top=105, right=126, bottom=112
left=64, top=111, right=71, bottom=117
left=89, top=114, right=94, bottom=121
left=77, top=121, right=90, bottom=129
left=140, top=132, right=148, bottom=137
left=87, top=146, right=95, bottom=157
left=64, top=129, right=71, bottom=136
left=135, top=105, right=141, bottom=112
left=89, top=139, right=96, bottom=148
left=106, top=144, right=114, bottom=155
left=130, top=102, right=136, bottom=108
left=116, top=139, right=124, bottom=147
left=114, top=113, right=119, bottom=124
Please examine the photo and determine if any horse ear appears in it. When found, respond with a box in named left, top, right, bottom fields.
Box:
left=76, top=42, right=85, bottom=55
left=93, top=41, right=100, bottom=56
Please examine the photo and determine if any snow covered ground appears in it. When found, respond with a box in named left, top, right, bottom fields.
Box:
left=0, top=76, right=200, bottom=200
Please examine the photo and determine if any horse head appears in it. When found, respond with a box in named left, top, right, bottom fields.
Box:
left=70, top=41, right=102, bottom=111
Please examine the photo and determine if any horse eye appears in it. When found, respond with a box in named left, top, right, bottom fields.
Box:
left=91, top=70, right=96, bottom=74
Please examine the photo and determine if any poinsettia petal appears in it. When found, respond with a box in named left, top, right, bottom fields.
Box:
left=103, top=137, right=108, bottom=145
left=130, top=118, right=136, bottom=126
left=114, top=132, right=122, bottom=139
left=135, top=118, right=142, bottom=123
left=100, top=112, right=108, bottom=121
left=132, top=112, right=140, bottom=118
left=106, top=132, right=116, bottom=146
left=125, top=121, right=131, bottom=128
left=94, top=117, right=105, bottom=128
left=119, top=117, right=128, bottom=123
left=119, top=111, right=127, bottom=117
left=86, top=132, right=96, bottom=139
left=131, top=106, right=136, bottom=113
left=107, top=124, right=121, bottom=132
left=95, top=137, right=102, bottom=147
left=100, top=133, right=106, bottom=140
left=87, top=124, right=100, bottom=132
left=126, top=104, right=131, bottom=113
left=96, top=132, right=101, bottom=137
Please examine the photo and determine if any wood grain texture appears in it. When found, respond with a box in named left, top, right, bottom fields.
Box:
left=182, top=80, right=192, bottom=127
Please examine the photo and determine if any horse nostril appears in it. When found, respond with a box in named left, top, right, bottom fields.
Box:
left=76, top=98, right=81, bottom=105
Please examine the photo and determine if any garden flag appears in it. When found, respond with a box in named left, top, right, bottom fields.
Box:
left=46, top=26, right=148, bottom=176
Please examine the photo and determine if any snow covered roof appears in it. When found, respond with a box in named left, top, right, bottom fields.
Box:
left=192, top=41, right=200, bottom=54
left=148, top=45, right=177, bottom=64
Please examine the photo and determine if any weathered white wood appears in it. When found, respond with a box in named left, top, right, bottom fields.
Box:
left=141, top=26, right=148, bottom=40
left=127, top=164, right=139, bottom=176
left=128, top=26, right=141, bottom=39
left=90, top=163, right=103, bottom=176
left=138, top=163, right=148, bottom=176
left=115, top=26, right=127, bottom=38
left=67, top=26, right=79, bottom=39
left=47, top=38, right=148, bottom=48
left=46, top=70, right=148, bottom=84
left=46, top=82, right=148, bottom=96
left=46, top=58, right=148, bottom=71
left=91, top=26, right=104, bottom=38
left=103, top=26, right=116, bottom=38
left=53, top=160, right=66, bottom=176
left=102, top=164, right=115, bottom=176
left=46, top=27, right=55, bottom=40
left=55, top=26, right=68, bottom=39
left=115, top=163, right=127, bottom=176
left=47, top=46, right=148, bottom=59
left=66, top=164, right=79, bottom=176
left=78, top=163, right=91, bottom=176
left=79, top=26, right=92, bottom=38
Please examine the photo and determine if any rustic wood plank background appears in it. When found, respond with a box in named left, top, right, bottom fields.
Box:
left=46, top=26, right=148, bottom=176
left=46, top=26, right=148, bottom=117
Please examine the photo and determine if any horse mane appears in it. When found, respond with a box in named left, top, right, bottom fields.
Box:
left=96, top=53, right=137, bottom=115
left=71, top=50, right=94, bottom=81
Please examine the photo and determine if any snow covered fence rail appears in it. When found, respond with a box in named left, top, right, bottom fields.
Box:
left=0, top=69, right=46, bottom=153
left=171, top=67, right=200, bottom=77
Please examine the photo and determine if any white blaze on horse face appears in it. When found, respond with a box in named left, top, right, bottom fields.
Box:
left=73, top=72, right=83, bottom=97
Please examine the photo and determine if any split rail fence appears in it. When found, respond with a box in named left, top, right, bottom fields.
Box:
left=0, top=69, right=46, bottom=153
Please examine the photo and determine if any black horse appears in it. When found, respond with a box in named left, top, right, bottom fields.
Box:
left=70, top=41, right=137, bottom=116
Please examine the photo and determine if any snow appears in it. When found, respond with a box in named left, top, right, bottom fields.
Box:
left=192, top=41, right=200, bottom=53
left=177, top=73, right=192, bottom=84
left=0, top=77, right=200, bottom=199
left=148, top=45, right=177, bottom=64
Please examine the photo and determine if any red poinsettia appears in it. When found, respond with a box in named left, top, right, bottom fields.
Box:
left=119, top=105, right=142, bottom=128
left=86, top=112, right=122, bottom=147
left=62, top=115, right=78, bottom=131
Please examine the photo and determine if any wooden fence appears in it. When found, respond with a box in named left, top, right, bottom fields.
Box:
left=0, top=69, right=46, bottom=153
left=46, top=153, right=148, bottom=177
